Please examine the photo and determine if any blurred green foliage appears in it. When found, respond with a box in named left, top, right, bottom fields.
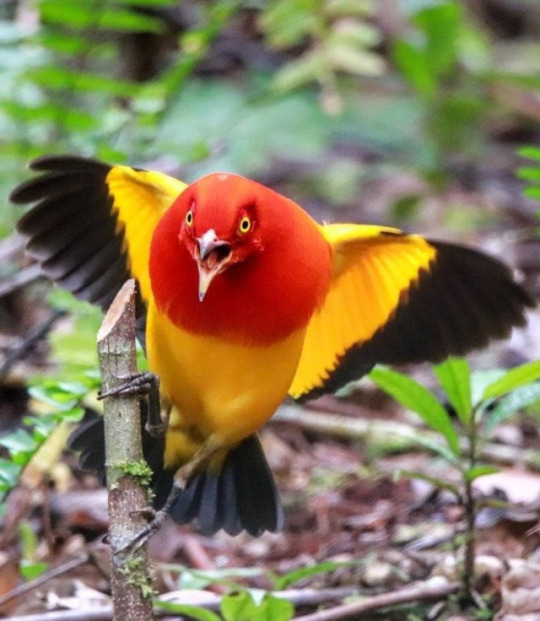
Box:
left=518, top=146, right=540, bottom=207
left=393, top=2, right=489, bottom=167
left=0, top=375, right=94, bottom=509
left=1, top=0, right=537, bottom=202
left=260, top=0, right=384, bottom=110
left=370, top=357, right=540, bottom=600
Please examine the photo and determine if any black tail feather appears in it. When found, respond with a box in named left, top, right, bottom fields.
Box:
left=68, top=405, right=165, bottom=486
left=166, top=435, right=283, bottom=537
left=68, top=413, right=283, bottom=536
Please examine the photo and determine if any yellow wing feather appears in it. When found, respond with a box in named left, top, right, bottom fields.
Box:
left=288, top=224, right=436, bottom=399
left=106, top=166, right=187, bottom=303
left=12, top=155, right=187, bottom=313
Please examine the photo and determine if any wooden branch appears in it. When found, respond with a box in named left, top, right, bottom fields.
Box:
left=2, top=611, right=113, bottom=621
left=0, top=308, right=66, bottom=379
left=0, top=263, right=42, bottom=297
left=274, top=405, right=540, bottom=470
left=97, top=280, right=154, bottom=621
left=0, top=554, right=90, bottom=609
left=293, top=580, right=459, bottom=621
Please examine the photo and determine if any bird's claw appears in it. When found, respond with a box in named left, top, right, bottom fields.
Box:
left=113, top=508, right=168, bottom=558
left=145, top=420, right=167, bottom=438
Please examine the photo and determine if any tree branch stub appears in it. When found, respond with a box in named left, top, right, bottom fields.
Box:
left=97, top=279, right=154, bottom=621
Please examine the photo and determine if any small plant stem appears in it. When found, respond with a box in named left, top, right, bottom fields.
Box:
left=461, top=410, right=478, bottom=604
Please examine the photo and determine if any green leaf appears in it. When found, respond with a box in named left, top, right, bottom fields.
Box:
left=258, top=594, right=294, bottom=621
left=325, top=0, right=374, bottom=18
left=221, top=592, right=293, bottom=621
left=275, top=560, right=360, bottom=590
left=172, top=566, right=265, bottom=590
left=20, top=560, right=49, bottom=581
left=116, top=0, right=176, bottom=6
left=517, top=167, right=540, bottom=181
left=0, top=101, right=98, bottom=131
left=465, top=465, right=499, bottom=482
left=327, top=41, right=385, bottom=76
left=153, top=601, right=221, bottom=621
left=470, top=370, right=506, bottom=407
left=61, top=407, right=86, bottom=423
left=0, top=458, right=22, bottom=487
left=221, top=592, right=258, bottom=621
left=24, top=414, right=57, bottom=441
left=523, top=187, right=540, bottom=201
left=482, top=361, right=540, bottom=401
left=27, top=66, right=140, bottom=97
left=259, top=0, right=317, bottom=49
left=18, top=520, right=39, bottom=559
left=370, top=367, right=460, bottom=455
left=28, top=384, right=79, bottom=411
left=39, top=32, right=115, bottom=58
left=0, top=429, right=38, bottom=454
left=272, top=51, right=326, bottom=92
left=434, top=358, right=472, bottom=425
left=519, top=146, right=540, bottom=162
left=414, top=2, right=461, bottom=78
left=484, top=382, right=540, bottom=435
left=393, top=39, right=435, bottom=97
left=40, top=3, right=165, bottom=33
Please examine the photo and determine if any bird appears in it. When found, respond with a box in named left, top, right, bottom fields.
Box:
left=10, top=154, right=535, bottom=537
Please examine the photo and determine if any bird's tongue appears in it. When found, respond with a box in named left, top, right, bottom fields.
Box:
left=201, top=248, right=222, bottom=271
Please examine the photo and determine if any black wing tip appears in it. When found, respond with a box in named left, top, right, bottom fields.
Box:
left=10, top=155, right=113, bottom=205
left=297, top=239, right=536, bottom=401
left=432, top=240, right=536, bottom=314
left=28, top=153, right=111, bottom=172
left=9, top=178, right=41, bottom=204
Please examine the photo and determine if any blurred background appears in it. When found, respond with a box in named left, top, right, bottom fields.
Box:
left=0, top=0, right=539, bottom=618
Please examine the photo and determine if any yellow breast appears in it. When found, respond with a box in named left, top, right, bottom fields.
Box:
left=146, top=301, right=306, bottom=467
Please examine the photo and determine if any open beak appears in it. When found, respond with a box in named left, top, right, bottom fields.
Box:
left=195, top=229, right=232, bottom=301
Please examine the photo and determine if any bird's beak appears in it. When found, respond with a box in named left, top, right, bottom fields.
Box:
left=195, top=229, right=232, bottom=302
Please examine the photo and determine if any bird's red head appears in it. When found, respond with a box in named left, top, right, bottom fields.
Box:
left=178, top=173, right=266, bottom=301
left=149, top=172, right=332, bottom=344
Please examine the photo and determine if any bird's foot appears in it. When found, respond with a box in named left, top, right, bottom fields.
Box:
left=98, top=371, right=158, bottom=399
left=98, top=372, right=166, bottom=438
left=113, top=507, right=168, bottom=558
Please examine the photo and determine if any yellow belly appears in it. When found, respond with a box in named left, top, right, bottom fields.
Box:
left=146, top=301, right=305, bottom=468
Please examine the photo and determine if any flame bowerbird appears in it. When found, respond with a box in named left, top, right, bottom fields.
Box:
left=11, top=155, right=534, bottom=536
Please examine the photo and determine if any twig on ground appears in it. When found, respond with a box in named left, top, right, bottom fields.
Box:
left=274, top=405, right=540, bottom=470
left=160, top=586, right=359, bottom=611
left=0, top=308, right=67, bottom=379
left=3, top=586, right=360, bottom=621
left=0, top=263, right=42, bottom=298
left=5, top=611, right=113, bottom=621
left=0, top=554, right=91, bottom=609
left=293, top=579, right=459, bottom=621
left=0, top=234, right=25, bottom=263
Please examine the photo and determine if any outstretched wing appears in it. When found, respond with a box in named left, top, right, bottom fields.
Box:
left=289, top=223, right=534, bottom=401
left=10, top=155, right=187, bottom=336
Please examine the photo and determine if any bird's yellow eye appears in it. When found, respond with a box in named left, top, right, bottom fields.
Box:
left=238, top=216, right=251, bottom=234
left=185, top=210, right=193, bottom=226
